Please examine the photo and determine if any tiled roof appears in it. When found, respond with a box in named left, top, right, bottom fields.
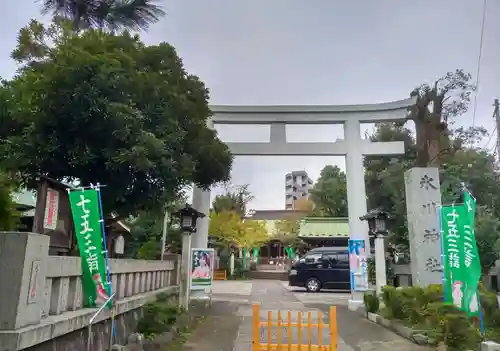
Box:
left=298, top=217, right=349, bottom=238
left=12, top=190, right=37, bottom=208
left=245, top=209, right=309, bottom=220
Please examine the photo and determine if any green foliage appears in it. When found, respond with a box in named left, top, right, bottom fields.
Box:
left=210, top=210, right=269, bottom=250
left=380, top=285, right=481, bottom=350
left=366, top=257, right=395, bottom=286
left=474, top=208, right=500, bottom=273
left=212, top=184, right=253, bottom=217
left=273, top=218, right=301, bottom=246
left=478, top=283, right=500, bottom=342
left=366, top=258, right=376, bottom=285
left=364, top=122, right=500, bottom=267
left=364, top=123, right=417, bottom=252
left=136, top=239, right=162, bottom=260
left=127, top=196, right=186, bottom=258
left=363, top=292, right=379, bottom=314
left=1, top=20, right=232, bottom=217
left=309, top=165, right=347, bottom=217
left=128, top=209, right=183, bottom=259
left=39, top=0, right=166, bottom=31
left=424, top=303, right=480, bottom=350
left=409, top=69, right=475, bottom=167
left=0, top=173, right=20, bottom=230
left=217, top=255, right=251, bottom=279
left=136, top=296, right=182, bottom=339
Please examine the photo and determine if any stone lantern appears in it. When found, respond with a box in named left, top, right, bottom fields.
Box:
left=360, top=209, right=390, bottom=295
left=172, top=204, right=206, bottom=309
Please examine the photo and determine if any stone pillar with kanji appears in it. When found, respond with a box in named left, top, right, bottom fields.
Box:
left=404, top=167, right=443, bottom=286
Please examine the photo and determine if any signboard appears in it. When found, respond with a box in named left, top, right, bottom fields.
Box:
left=190, top=248, right=215, bottom=291
left=69, top=189, right=110, bottom=307
left=441, top=191, right=481, bottom=317
left=348, top=239, right=368, bottom=291
left=43, top=188, right=59, bottom=230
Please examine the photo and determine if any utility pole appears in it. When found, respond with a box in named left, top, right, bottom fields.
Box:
left=494, top=99, right=500, bottom=161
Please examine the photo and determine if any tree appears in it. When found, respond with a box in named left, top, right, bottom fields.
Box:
left=0, top=20, right=233, bottom=216
left=309, top=165, right=348, bottom=217
left=0, top=172, right=19, bottom=230
left=273, top=218, right=301, bottom=246
left=365, top=122, right=500, bottom=257
left=474, top=207, right=500, bottom=274
left=39, top=0, right=165, bottom=31
left=364, top=123, right=417, bottom=249
left=408, top=69, right=475, bottom=166
left=293, top=198, right=314, bottom=213
left=240, top=220, right=270, bottom=249
left=212, top=184, right=254, bottom=216
left=209, top=210, right=268, bottom=249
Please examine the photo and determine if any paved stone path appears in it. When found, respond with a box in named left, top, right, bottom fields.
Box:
left=186, top=280, right=429, bottom=351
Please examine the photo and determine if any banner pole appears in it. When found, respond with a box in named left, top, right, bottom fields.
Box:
left=438, top=206, right=446, bottom=302
left=94, top=183, right=116, bottom=341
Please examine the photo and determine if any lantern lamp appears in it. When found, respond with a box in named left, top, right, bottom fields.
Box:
left=172, top=204, right=206, bottom=233
left=360, top=208, right=390, bottom=237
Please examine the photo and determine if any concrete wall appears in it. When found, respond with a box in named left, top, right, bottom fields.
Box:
left=0, top=232, right=180, bottom=351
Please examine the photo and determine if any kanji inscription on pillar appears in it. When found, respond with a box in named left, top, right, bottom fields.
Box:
left=404, top=167, right=442, bottom=286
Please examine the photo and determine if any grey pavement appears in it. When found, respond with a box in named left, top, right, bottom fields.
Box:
left=207, top=280, right=429, bottom=351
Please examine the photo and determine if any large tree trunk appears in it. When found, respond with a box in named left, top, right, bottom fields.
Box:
left=414, top=118, right=428, bottom=166
left=413, top=92, right=449, bottom=167
left=425, top=118, right=444, bottom=167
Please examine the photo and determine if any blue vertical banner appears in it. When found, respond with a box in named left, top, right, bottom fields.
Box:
left=348, top=239, right=368, bottom=291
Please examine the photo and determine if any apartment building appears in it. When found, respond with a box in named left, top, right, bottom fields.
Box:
left=285, top=170, right=313, bottom=210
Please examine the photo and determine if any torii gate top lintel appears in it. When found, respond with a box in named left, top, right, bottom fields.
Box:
left=202, top=96, right=416, bottom=248
left=209, top=96, right=416, bottom=124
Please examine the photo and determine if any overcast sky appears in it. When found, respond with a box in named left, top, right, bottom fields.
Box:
left=1, top=0, right=499, bottom=210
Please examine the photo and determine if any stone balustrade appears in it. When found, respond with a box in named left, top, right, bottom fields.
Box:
left=0, top=232, right=180, bottom=350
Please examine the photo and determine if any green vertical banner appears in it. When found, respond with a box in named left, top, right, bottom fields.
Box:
left=69, top=189, right=110, bottom=307
left=441, top=192, right=481, bottom=317
left=463, top=191, right=481, bottom=316
left=253, top=247, right=259, bottom=263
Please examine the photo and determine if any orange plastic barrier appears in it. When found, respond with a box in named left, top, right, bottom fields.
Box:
left=214, top=269, right=227, bottom=280
left=251, top=304, right=337, bottom=351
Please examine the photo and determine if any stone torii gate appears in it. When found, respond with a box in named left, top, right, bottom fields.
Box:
left=191, top=97, right=416, bottom=304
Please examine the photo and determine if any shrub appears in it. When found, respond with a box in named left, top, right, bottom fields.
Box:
left=229, top=267, right=251, bottom=280
left=381, top=286, right=405, bottom=320
left=424, top=303, right=480, bottom=350
left=381, top=285, right=481, bottom=349
left=363, top=292, right=379, bottom=313
left=136, top=300, right=182, bottom=339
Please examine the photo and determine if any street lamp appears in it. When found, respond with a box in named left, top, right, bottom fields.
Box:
left=360, top=209, right=390, bottom=295
left=171, top=204, right=206, bottom=310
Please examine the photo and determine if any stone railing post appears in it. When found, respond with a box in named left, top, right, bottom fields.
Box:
left=163, top=254, right=181, bottom=286
left=0, top=232, right=49, bottom=330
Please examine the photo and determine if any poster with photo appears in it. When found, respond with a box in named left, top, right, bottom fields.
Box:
left=348, top=239, right=368, bottom=291
left=190, top=248, right=215, bottom=291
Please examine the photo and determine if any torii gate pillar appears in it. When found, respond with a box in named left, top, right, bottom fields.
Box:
left=192, top=98, right=416, bottom=308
